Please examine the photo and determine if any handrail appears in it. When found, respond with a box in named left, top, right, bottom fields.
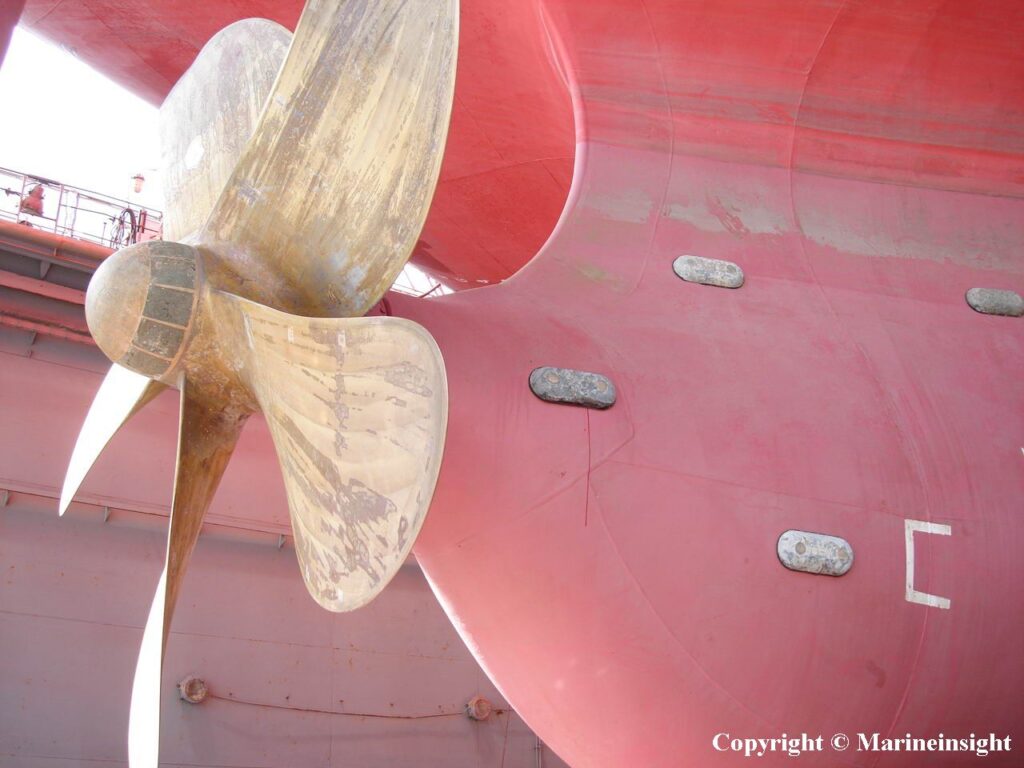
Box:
left=0, top=165, right=163, bottom=249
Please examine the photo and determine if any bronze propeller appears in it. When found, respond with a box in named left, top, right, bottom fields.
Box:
left=58, top=1, right=458, bottom=765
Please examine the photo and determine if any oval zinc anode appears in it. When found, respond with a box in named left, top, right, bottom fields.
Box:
left=529, top=367, right=616, bottom=409
left=672, top=255, right=744, bottom=289
left=777, top=530, right=853, bottom=577
left=965, top=288, right=1024, bottom=317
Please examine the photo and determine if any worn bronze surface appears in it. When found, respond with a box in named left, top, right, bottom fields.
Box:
left=128, top=379, right=247, bottom=768
left=61, top=2, right=457, bottom=765
left=160, top=19, right=291, bottom=243
left=207, top=290, right=447, bottom=611
left=202, top=0, right=459, bottom=316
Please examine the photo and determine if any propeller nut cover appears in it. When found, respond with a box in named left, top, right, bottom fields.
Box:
left=86, top=241, right=202, bottom=381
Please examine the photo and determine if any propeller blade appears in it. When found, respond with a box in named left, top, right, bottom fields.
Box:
left=206, top=290, right=447, bottom=611
left=160, top=19, right=291, bottom=242
left=60, top=364, right=165, bottom=516
left=128, top=378, right=247, bottom=768
left=202, top=0, right=459, bottom=317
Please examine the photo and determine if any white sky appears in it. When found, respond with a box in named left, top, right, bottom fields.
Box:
left=0, top=27, right=163, bottom=209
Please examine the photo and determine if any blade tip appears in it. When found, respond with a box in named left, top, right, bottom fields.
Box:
left=58, top=490, right=71, bottom=516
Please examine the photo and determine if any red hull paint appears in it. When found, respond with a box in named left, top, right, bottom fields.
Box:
left=402, top=1, right=1022, bottom=765
left=13, top=0, right=1024, bottom=766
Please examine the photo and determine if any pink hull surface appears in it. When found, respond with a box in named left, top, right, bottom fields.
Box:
left=7, top=0, right=1024, bottom=766
left=401, top=1, right=1024, bottom=765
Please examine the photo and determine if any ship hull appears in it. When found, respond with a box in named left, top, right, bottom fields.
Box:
left=5, top=0, right=1024, bottom=765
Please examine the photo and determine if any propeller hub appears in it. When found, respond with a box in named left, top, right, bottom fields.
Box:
left=86, top=241, right=202, bottom=381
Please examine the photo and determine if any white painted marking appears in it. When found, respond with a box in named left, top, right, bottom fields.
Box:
left=904, top=519, right=952, bottom=609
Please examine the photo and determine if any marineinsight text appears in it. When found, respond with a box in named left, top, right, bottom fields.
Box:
left=712, top=732, right=1012, bottom=757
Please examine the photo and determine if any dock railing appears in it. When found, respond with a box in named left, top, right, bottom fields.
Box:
left=0, top=166, right=162, bottom=249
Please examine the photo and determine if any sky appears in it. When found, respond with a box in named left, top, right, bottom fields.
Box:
left=0, top=27, right=164, bottom=209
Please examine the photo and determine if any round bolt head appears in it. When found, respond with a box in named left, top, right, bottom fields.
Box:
left=466, top=695, right=492, bottom=721
left=178, top=675, right=209, bottom=704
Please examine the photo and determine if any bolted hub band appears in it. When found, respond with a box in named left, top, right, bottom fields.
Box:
left=86, top=241, right=202, bottom=381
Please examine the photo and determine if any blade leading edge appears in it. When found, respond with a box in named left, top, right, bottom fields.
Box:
left=60, top=364, right=166, bottom=516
